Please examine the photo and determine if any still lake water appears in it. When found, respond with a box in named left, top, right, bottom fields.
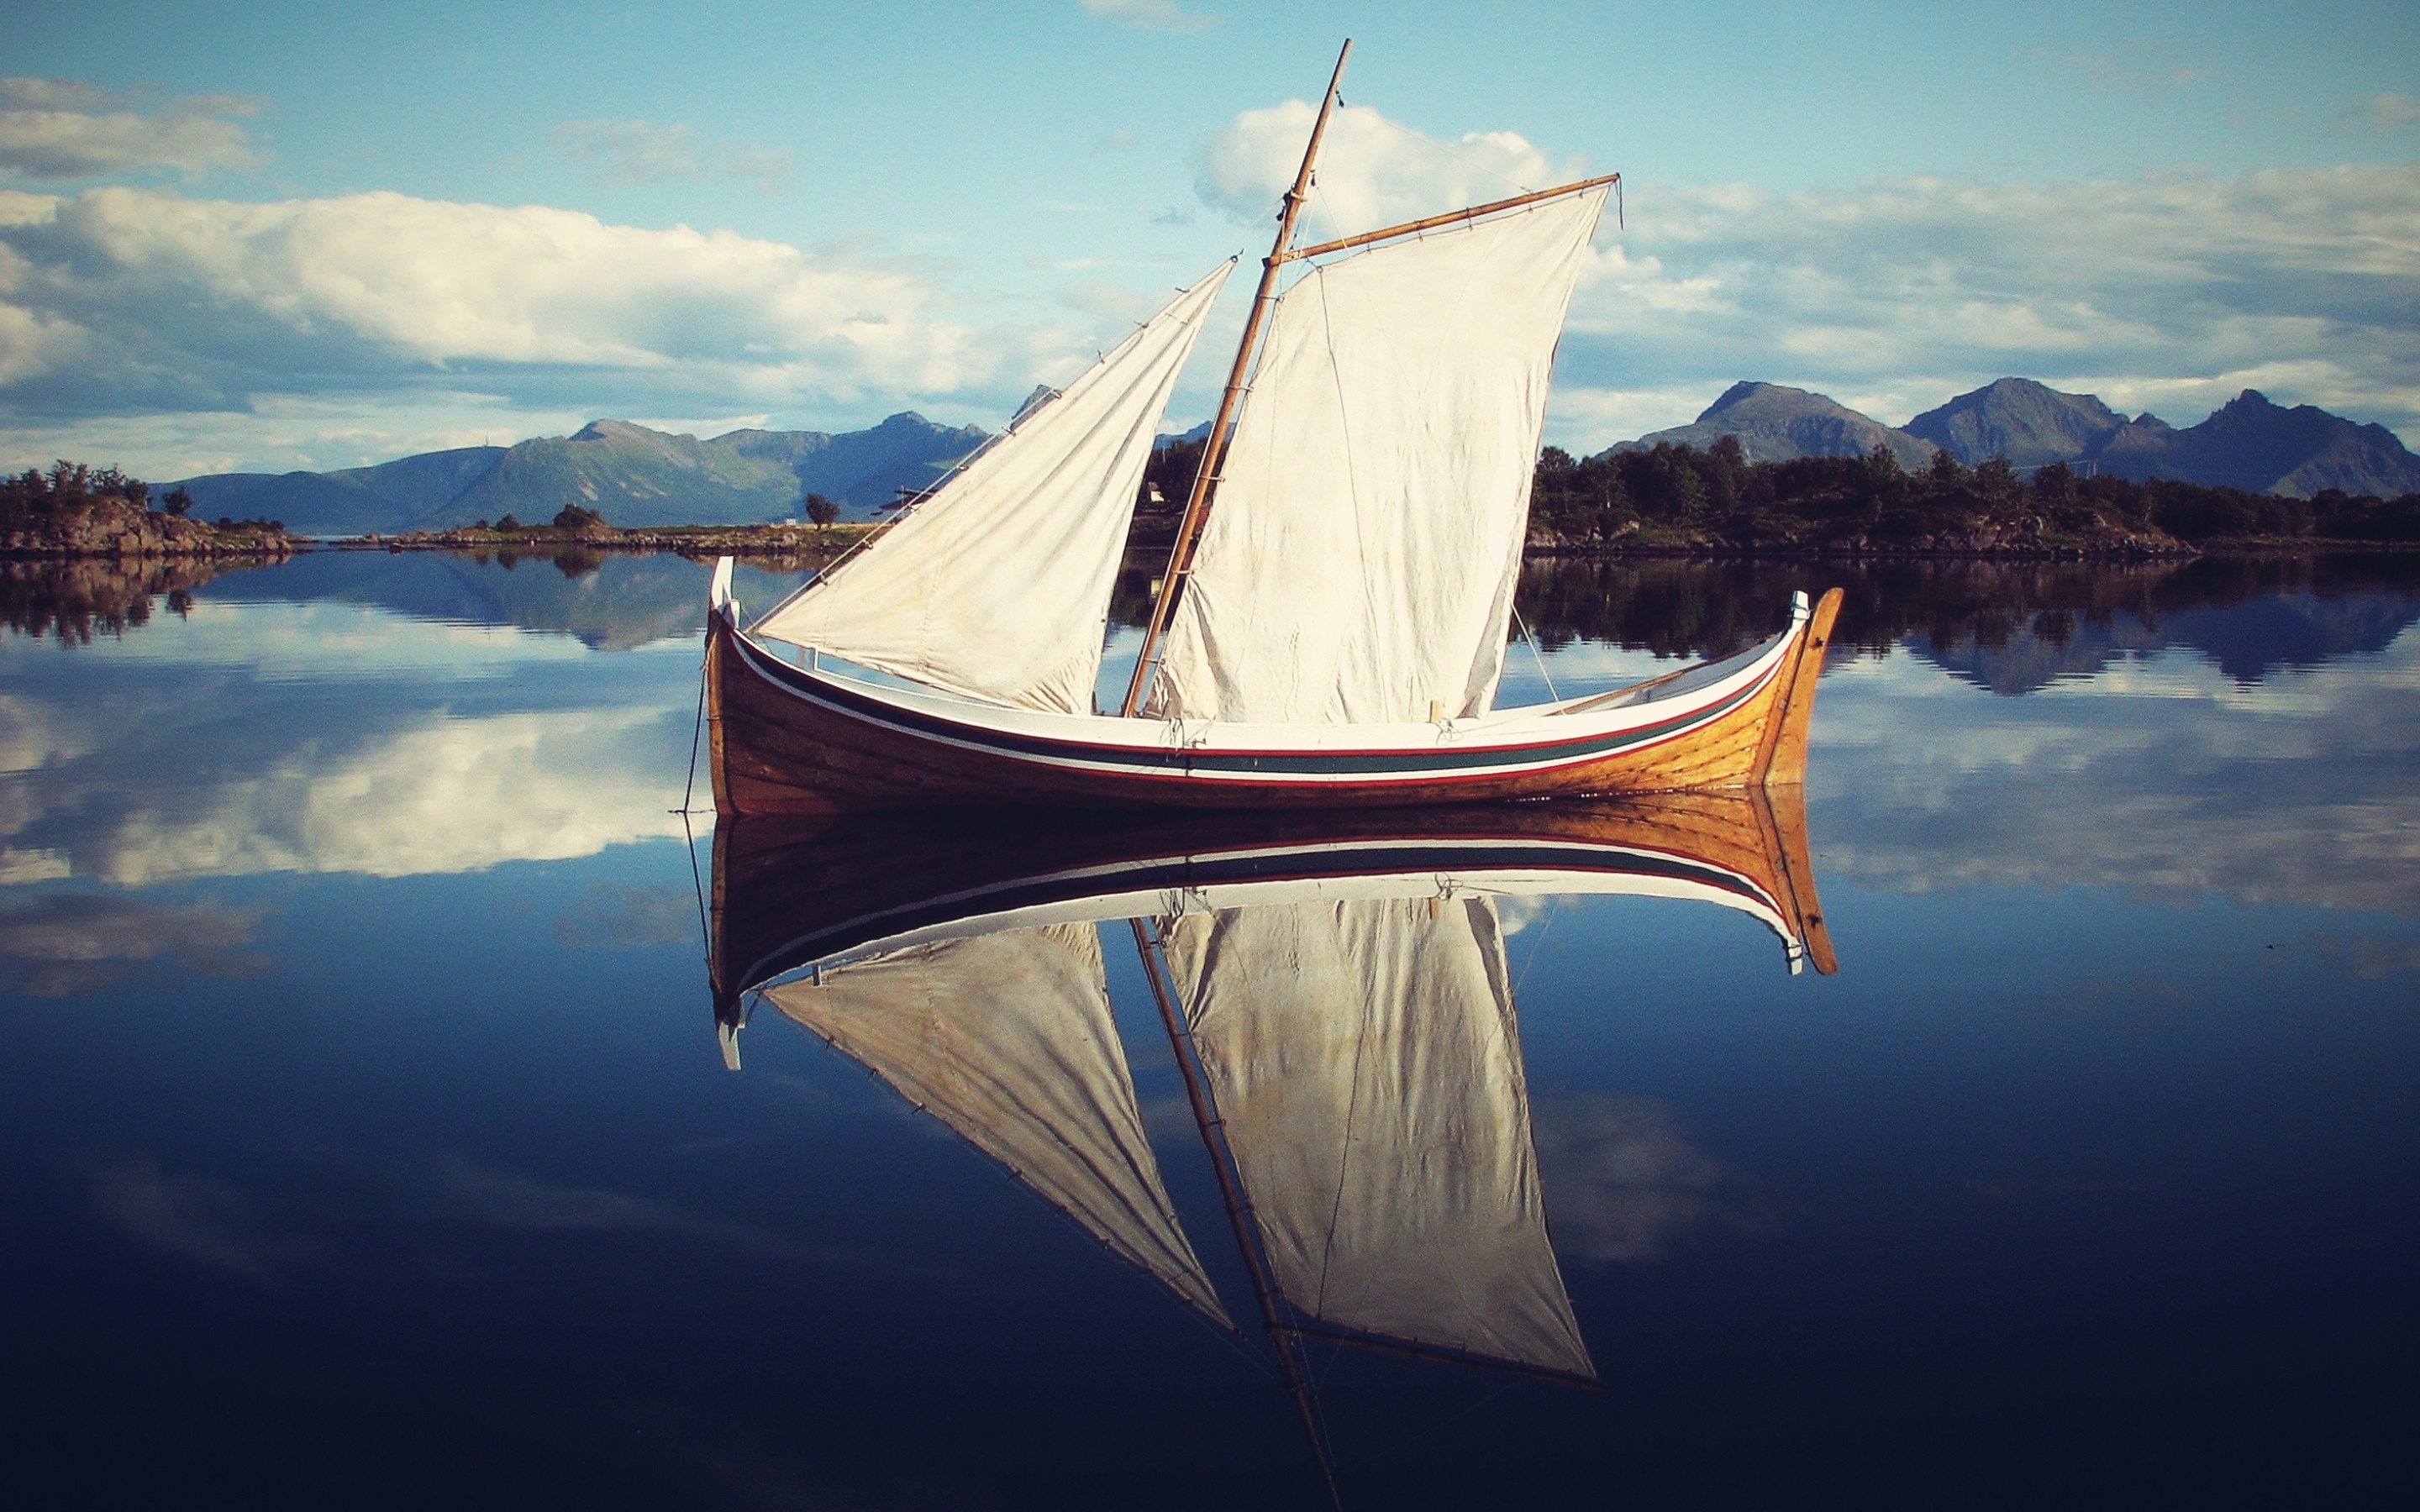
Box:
left=4, top=549, right=2417, bottom=1509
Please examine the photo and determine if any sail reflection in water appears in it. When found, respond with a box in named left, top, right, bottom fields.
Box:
left=760, top=921, right=1232, bottom=1326
left=708, top=793, right=1833, bottom=1473
left=1158, top=891, right=1591, bottom=1383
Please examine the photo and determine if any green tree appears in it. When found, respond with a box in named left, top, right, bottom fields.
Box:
left=804, top=492, right=841, bottom=528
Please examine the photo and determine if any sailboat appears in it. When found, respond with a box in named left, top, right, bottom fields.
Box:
left=705, top=790, right=1835, bottom=1498
left=704, top=39, right=1842, bottom=814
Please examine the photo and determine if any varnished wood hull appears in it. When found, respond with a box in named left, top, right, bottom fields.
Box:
left=707, top=589, right=1844, bottom=815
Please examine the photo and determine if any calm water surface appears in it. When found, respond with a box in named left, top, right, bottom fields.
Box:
left=3, top=551, right=2417, bottom=1509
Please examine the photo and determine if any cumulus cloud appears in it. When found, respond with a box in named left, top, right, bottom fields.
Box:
left=1555, top=161, right=2420, bottom=448
left=550, top=118, right=796, bottom=194
left=0, top=184, right=1092, bottom=468
left=1080, top=0, right=1217, bottom=35
left=0, top=892, right=270, bottom=996
left=1199, top=100, right=1570, bottom=236
left=0, top=78, right=260, bottom=181
left=1192, top=100, right=2419, bottom=447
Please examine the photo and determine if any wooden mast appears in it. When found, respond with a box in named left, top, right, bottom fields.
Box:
left=1120, top=39, right=1354, bottom=719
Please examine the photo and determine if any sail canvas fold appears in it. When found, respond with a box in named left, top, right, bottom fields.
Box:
left=763, top=922, right=1231, bottom=1326
left=755, top=262, right=1233, bottom=713
left=1164, top=895, right=1595, bottom=1381
left=1150, top=191, right=1605, bottom=723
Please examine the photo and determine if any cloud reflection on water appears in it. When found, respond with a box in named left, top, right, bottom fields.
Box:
left=0, top=892, right=270, bottom=995
left=1533, top=1094, right=1765, bottom=1264
left=1811, top=626, right=2420, bottom=913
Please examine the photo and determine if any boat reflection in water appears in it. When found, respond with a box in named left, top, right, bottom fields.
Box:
left=706, top=791, right=1833, bottom=1499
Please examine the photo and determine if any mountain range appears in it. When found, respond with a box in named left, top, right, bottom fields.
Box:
left=173, top=375, right=2417, bottom=536
left=1607, top=379, right=2420, bottom=499
left=173, top=412, right=987, bottom=534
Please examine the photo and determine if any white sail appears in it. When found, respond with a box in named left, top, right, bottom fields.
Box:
left=763, top=922, right=1231, bottom=1326
left=1150, top=191, right=1606, bottom=723
left=1165, top=895, right=1595, bottom=1381
left=755, top=262, right=1233, bottom=713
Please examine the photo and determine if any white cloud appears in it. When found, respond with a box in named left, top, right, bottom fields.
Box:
left=1199, top=100, right=1571, bottom=238
left=0, top=185, right=1088, bottom=459
left=550, top=118, right=797, bottom=194
left=1193, top=101, right=2419, bottom=449
left=2332, top=92, right=2420, bottom=136
left=1551, top=162, right=2420, bottom=448
left=1079, top=0, right=1217, bottom=35
left=0, top=79, right=260, bottom=181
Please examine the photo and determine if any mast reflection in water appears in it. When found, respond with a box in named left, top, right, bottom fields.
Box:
left=707, top=792, right=1833, bottom=1499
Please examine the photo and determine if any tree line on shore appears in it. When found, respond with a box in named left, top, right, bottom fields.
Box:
left=16, top=436, right=2420, bottom=554
left=1528, top=438, right=2420, bottom=549
left=3, top=460, right=267, bottom=533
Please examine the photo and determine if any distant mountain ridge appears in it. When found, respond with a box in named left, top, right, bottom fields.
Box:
left=1903, top=379, right=2127, bottom=468
left=1607, top=377, right=2419, bottom=499
left=1907, top=380, right=2420, bottom=497
left=174, top=412, right=987, bottom=534
left=1605, top=382, right=1938, bottom=470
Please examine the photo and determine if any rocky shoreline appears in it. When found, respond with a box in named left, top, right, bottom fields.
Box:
left=2, top=489, right=300, bottom=560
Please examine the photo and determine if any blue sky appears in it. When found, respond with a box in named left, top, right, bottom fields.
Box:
left=2, top=0, right=2415, bottom=475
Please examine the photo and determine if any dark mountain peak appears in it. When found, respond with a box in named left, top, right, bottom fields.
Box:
left=1608, top=381, right=1935, bottom=469
left=1011, top=384, right=1061, bottom=427
left=2096, top=388, right=2420, bottom=497
left=567, top=418, right=650, bottom=443
left=1702, top=380, right=1773, bottom=416
left=1904, top=378, right=2124, bottom=467
left=1697, top=381, right=1872, bottom=425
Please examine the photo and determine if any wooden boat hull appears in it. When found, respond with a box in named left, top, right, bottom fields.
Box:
left=707, top=587, right=1844, bottom=815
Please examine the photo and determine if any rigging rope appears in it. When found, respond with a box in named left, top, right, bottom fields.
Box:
left=1512, top=604, right=1561, bottom=704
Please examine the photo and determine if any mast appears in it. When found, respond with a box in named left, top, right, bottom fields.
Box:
left=1120, top=39, right=1354, bottom=718
left=1128, top=919, right=1342, bottom=1508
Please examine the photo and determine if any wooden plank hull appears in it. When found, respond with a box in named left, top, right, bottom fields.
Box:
left=707, top=589, right=1844, bottom=816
